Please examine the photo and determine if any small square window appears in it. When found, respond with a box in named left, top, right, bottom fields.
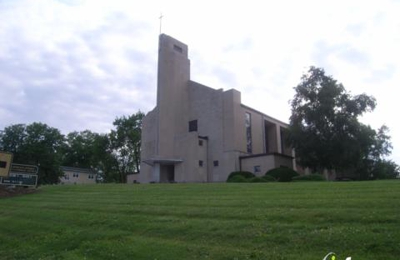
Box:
left=189, top=120, right=198, bottom=132
left=199, top=140, right=203, bottom=146
left=0, top=161, right=6, bottom=168
left=173, top=44, right=183, bottom=53
left=199, top=160, right=203, bottom=167
left=213, top=160, right=219, bottom=167
left=254, top=166, right=261, bottom=173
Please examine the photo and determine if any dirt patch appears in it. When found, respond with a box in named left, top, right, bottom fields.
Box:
left=0, top=185, right=38, bottom=198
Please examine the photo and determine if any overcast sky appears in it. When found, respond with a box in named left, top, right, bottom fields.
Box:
left=1, top=0, right=399, bottom=164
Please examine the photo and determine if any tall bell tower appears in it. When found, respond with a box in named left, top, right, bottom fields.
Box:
left=155, top=34, right=191, bottom=158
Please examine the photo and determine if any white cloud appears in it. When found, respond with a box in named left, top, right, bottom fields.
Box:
left=0, top=0, right=399, bottom=164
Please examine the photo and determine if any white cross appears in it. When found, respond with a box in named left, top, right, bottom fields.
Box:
left=159, top=13, right=163, bottom=34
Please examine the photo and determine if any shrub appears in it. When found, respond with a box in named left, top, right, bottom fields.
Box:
left=261, top=175, right=276, bottom=182
left=249, top=176, right=276, bottom=183
left=227, top=175, right=249, bottom=183
left=227, top=171, right=255, bottom=182
left=265, top=167, right=299, bottom=182
left=250, top=177, right=264, bottom=182
left=292, top=174, right=325, bottom=182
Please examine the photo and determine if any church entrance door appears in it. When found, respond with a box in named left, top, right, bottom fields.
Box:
left=160, top=165, right=175, bottom=183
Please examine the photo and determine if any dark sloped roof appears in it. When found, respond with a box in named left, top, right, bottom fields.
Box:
left=60, top=166, right=95, bottom=174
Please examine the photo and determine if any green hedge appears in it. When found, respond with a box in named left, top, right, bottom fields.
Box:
left=249, top=176, right=277, bottom=182
left=249, top=177, right=264, bottom=182
left=227, top=175, right=249, bottom=183
left=265, top=167, right=299, bottom=182
left=261, top=175, right=276, bottom=182
left=292, top=174, right=326, bottom=181
left=227, top=171, right=279, bottom=183
left=227, top=171, right=255, bottom=182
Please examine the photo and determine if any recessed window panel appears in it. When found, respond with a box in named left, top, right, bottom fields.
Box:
left=245, top=112, right=252, bottom=153
left=0, top=161, right=6, bottom=168
left=189, top=120, right=198, bottom=132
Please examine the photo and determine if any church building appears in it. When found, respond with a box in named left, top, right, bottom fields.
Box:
left=139, top=34, right=295, bottom=183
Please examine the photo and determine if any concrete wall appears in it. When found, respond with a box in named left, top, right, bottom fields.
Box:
left=241, top=154, right=294, bottom=176
left=274, top=155, right=294, bottom=169
left=157, top=34, right=190, bottom=158
left=188, top=82, right=249, bottom=182
left=241, top=155, right=275, bottom=177
left=188, top=81, right=223, bottom=182
left=141, top=109, right=157, bottom=160
left=139, top=108, right=157, bottom=183
left=223, top=90, right=247, bottom=154
left=174, top=133, right=208, bottom=182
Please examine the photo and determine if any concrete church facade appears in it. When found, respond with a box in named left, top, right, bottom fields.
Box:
left=139, top=34, right=295, bottom=183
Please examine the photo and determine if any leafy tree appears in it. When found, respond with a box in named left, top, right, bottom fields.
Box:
left=62, top=130, right=120, bottom=183
left=91, top=133, right=120, bottom=183
left=288, top=66, right=393, bottom=178
left=24, top=123, right=65, bottom=184
left=109, top=111, right=145, bottom=182
left=0, top=124, right=26, bottom=154
left=0, top=123, right=65, bottom=184
left=63, top=130, right=97, bottom=168
left=369, top=125, right=392, bottom=161
left=0, top=110, right=147, bottom=184
left=370, top=159, right=399, bottom=179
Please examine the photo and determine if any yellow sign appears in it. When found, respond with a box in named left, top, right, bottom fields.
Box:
left=11, top=164, right=38, bottom=174
left=0, top=151, right=13, bottom=177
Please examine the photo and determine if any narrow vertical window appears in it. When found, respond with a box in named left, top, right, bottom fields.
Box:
left=245, top=112, right=252, bottom=153
left=264, top=120, right=270, bottom=153
left=280, top=127, right=287, bottom=154
left=199, top=160, right=203, bottom=167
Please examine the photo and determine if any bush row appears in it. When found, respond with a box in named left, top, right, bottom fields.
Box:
left=227, top=168, right=326, bottom=183
left=227, top=173, right=277, bottom=183
left=292, top=174, right=325, bottom=181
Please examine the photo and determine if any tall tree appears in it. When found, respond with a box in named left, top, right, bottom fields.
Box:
left=91, top=133, right=119, bottom=183
left=110, top=111, right=144, bottom=182
left=370, top=159, right=399, bottom=179
left=288, top=66, right=393, bottom=178
left=63, top=130, right=101, bottom=168
left=63, top=130, right=119, bottom=182
left=0, top=124, right=27, bottom=155
left=0, top=123, right=65, bottom=184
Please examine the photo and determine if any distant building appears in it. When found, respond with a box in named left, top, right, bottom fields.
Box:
left=139, top=34, right=295, bottom=183
left=60, top=166, right=97, bottom=184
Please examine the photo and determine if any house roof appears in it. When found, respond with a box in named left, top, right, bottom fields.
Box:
left=60, top=166, right=95, bottom=174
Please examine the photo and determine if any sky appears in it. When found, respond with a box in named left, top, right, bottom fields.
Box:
left=1, top=0, right=399, bottom=164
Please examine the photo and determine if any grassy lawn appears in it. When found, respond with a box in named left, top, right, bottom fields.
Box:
left=0, top=181, right=399, bottom=260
